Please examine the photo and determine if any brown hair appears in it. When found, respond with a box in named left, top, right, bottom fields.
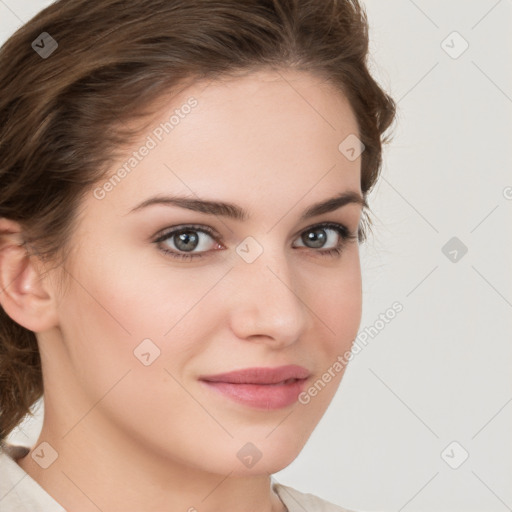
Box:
left=0, top=0, right=396, bottom=441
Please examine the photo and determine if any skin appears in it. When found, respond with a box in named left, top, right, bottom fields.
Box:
left=0, top=68, right=363, bottom=512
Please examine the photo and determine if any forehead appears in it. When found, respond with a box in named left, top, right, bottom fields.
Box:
left=167, top=68, right=359, bottom=150
left=92, top=69, right=362, bottom=216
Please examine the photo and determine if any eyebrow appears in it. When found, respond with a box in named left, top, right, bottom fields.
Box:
left=127, top=190, right=366, bottom=221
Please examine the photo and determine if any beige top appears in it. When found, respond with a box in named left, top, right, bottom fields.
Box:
left=0, top=441, right=356, bottom=512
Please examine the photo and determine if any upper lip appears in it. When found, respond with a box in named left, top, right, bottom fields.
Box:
left=199, top=365, right=310, bottom=385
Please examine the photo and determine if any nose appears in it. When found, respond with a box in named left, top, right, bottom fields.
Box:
left=226, top=247, right=311, bottom=348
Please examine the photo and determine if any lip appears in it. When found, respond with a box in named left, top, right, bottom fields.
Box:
left=199, top=365, right=310, bottom=410
left=199, top=365, right=310, bottom=385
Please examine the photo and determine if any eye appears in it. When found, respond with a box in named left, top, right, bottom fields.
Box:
left=153, top=222, right=358, bottom=261
left=154, top=224, right=222, bottom=261
left=293, top=222, right=358, bottom=257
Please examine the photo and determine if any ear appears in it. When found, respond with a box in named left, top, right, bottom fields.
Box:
left=0, top=217, right=59, bottom=332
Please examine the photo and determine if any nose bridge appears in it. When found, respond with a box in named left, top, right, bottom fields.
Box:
left=227, top=238, right=309, bottom=343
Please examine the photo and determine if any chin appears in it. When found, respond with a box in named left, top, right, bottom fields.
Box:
left=184, top=433, right=309, bottom=477
left=227, top=453, right=301, bottom=477
left=231, top=429, right=311, bottom=475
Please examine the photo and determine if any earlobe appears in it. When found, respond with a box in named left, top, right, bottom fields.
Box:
left=0, top=218, right=59, bottom=332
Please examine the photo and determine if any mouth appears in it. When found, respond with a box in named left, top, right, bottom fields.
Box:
left=198, top=365, right=310, bottom=409
left=199, top=365, right=310, bottom=384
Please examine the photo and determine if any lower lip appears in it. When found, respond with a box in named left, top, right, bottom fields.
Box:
left=200, top=379, right=308, bottom=409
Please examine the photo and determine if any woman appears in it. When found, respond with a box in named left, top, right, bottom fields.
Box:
left=0, top=0, right=396, bottom=510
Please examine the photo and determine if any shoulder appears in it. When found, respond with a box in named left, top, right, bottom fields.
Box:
left=271, top=477, right=358, bottom=512
left=0, top=440, right=66, bottom=511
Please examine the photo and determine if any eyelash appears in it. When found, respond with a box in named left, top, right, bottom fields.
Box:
left=153, top=222, right=358, bottom=261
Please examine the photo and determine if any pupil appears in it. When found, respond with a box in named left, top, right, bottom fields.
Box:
left=175, top=231, right=198, bottom=251
left=304, top=229, right=326, bottom=248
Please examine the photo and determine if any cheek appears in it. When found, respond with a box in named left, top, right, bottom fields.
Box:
left=56, top=250, right=218, bottom=388
left=55, top=258, right=210, bottom=442
left=307, top=248, right=362, bottom=348
left=296, top=255, right=362, bottom=418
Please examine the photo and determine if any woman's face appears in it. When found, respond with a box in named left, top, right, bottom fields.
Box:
left=45, top=68, right=363, bottom=475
